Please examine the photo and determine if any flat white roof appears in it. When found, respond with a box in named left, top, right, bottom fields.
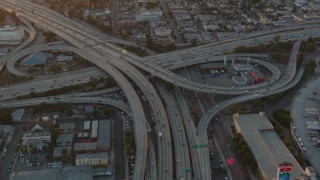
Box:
left=234, top=113, right=306, bottom=179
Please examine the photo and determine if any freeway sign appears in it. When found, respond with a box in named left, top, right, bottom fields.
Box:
left=192, top=144, right=208, bottom=149
left=199, top=143, right=208, bottom=147
left=185, top=168, right=192, bottom=173
left=192, top=145, right=199, bottom=149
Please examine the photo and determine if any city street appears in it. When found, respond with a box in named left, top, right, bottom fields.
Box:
left=0, top=127, right=22, bottom=180
left=113, top=117, right=125, bottom=180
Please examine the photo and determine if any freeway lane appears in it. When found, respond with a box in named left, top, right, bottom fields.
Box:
left=0, top=1, right=316, bottom=179
left=0, top=96, right=131, bottom=114
left=0, top=1, right=288, bottom=95
left=0, top=67, right=105, bottom=99
left=174, top=88, right=206, bottom=180
left=5, top=43, right=281, bottom=94
left=0, top=16, right=36, bottom=71
left=1, top=0, right=320, bottom=95
left=156, top=82, right=191, bottom=180
left=196, top=41, right=302, bottom=178
left=3, top=0, right=315, bottom=96
left=0, top=1, right=172, bottom=179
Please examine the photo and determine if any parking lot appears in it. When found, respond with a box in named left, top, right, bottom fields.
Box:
left=15, top=153, right=49, bottom=171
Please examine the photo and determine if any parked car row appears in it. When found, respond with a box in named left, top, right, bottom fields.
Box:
left=208, top=138, right=215, bottom=160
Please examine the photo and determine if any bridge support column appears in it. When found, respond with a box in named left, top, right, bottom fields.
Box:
left=224, top=56, right=227, bottom=67
left=231, top=57, right=235, bottom=67
left=247, top=57, right=250, bottom=64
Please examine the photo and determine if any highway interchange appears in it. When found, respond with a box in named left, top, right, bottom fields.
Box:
left=0, top=0, right=320, bottom=179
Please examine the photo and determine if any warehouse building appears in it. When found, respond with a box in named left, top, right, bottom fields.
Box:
left=233, top=112, right=306, bottom=180
left=91, top=121, right=99, bottom=138
left=11, top=108, right=25, bottom=122
left=250, top=70, right=265, bottom=83
left=232, top=76, right=247, bottom=86
left=74, top=142, right=97, bottom=153
left=241, top=71, right=255, bottom=85
left=199, top=63, right=225, bottom=73
left=75, top=152, right=108, bottom=166
left=59, top=123, right=75, bottom=134
left=97, top=120, right=111, bottom=150
left=234, top=63, right=254, bottom=71
left=0, top=25, right=25, bottom=45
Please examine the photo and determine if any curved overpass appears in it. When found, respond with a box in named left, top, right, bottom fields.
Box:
left=197, top=41, right=302, bottom=178
left=5, top=0, right=312, bottom=97
left=0, top=96, right=131, bottom=115
left=0, top=16, right=36, bottom=71
left=0, top=1, right=172, bottom=179
left=7, top=44, right=281, bottom=95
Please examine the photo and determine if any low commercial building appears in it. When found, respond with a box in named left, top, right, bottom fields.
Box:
left=97, top=120, right=111, bottom=150
left=20, top=52, right=52, bottom=66
left=250, top=70, right=265, bottom=83
left=11, top=108, right=25, bottom=122
left=53, top=146, right=72, bottom=159
left=233, top=112, right=306, bottom=180
left=22, top=124, right=51, bottom=150
left=76, top=152, right=108, bottom=166
left=155, top=27, right=172, bottom=37
left=56, top=133, right=73, bottom=147
left=241, top=71, right=255, bottom=85
left=232, top=76, right=247, bottom=86
left=74, top=142, right=97, bottom=153
left=233, top=63, right=254, bottom=71
left=59, top=123, right=75, bottom=134
left=0, top=26, right=25, bottom=45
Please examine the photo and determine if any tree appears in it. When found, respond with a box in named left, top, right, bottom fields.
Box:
left=273, top=35, right=281, bottom=42
left=43, top=31, right=56, bottom=43
left=190, top=38, right=198, bottom=47
left=0, top=112, right=13, bottom=125
left=164, top=82, right=174, bottom=91
left=10, top=12, right=19, bottom=25
left=48, top=64, right=63, bottom=73
left=0, top=9, right=6, bottom=24
left=27, top=67, right=39, bottom=74
left=102, top=106, right=115, bottom=116
left=61, top=148, right=69, bottom=157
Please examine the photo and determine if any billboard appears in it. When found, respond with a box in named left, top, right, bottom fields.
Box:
left=277, top=162, right=293, bottom=180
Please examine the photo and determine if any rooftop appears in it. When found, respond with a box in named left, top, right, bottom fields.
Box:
left=9, top=167, right=95, bottom=180
left=74, top=142, right=97, bottom=151
left=23, top=131, right=51, bottom=138
left=56, top=133, right=73, bottom=146
left=76, top=152, right=108, bottom=160
left=97, top=120, right=111, bottom=149
left=9, top=169, right=59, bottom=180
left=11, top=108, right=25, bottom=121
left=21, top=52, right=52, bottom=65
left=234, top=113, right=305, bottom=180
left=0, top=26, right=24, bottom=42
left=53, top=146, right=72, bottom=158
left=59, top=123, right=75, bottom=134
